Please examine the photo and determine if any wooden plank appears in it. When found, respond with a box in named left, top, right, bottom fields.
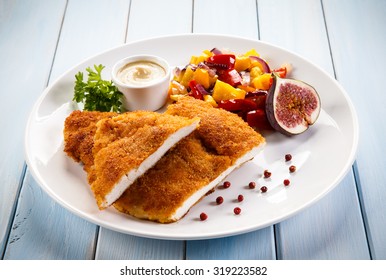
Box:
left=258, top=0, right=333, bottom=73
left=193, top=0, right=259, bottom=39
left=3, top=172, right=98, bottom=260
left=50, top=0, right=131, bottom=81
left=0, top=0, right=67, bottom=258
left=126, top=0, right=193, bottom=41
left=258, top=0, right=369, bottom=259
left=186, top=0, right=276, bottom=260
left=95, top=0, right=192, bottom=259
left=186, top=228, right=275, bottom=260
left=96, top=230, right=184, bottom=259
left=322, top=0, right=386, bottom=259
left=276, top=175, right=369, bottom=259
left=4, top=0, right=131, bottom=259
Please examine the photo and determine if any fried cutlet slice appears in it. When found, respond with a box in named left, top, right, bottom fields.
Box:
left=63, top=110, right=117, bottom=173
left=114, top=132, right=232, bottom=223
left=114, top=97, right=265, bottom=223
left=165, top=96, right=265, bottom=160
left=91, top=111, right=200, bottom=209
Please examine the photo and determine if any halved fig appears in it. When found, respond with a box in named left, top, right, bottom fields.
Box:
left=266, top=73, right=321, bottom=136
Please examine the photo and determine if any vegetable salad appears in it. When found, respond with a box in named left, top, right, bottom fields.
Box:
left=168, top=48, right=289, bottom=130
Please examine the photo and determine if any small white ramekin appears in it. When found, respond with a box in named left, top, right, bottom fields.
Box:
left=111, top=55, right=171, bottom=111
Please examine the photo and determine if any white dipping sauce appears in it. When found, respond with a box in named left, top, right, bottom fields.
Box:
left=117, top=61, right=166, bottom=86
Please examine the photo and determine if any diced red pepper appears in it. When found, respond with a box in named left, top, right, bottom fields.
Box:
left=218, top=99, right=258, bottom=112
left=245, top=90, right=267, bottom=109
left=205, top=54, right=236, bottom=70
left=218, top=69, right=242, bottom=87
left=246, top=109, right=272, bottom=130
left=245, top=90, right=268, bottom=97
left=188, top=80, right=205, bottom=100
left=272, top=67, right=287, bottom=78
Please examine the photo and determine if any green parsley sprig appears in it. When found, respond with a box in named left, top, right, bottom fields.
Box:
left=73, top=64, right=123, bottom=112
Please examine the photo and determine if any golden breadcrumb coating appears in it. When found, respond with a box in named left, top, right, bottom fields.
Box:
left=63, top=110, right=117, bottom=173
left=114, top=97, right=265, bottom=223
left=91, top=111, right=199, bottom=209
left=63, top=97, right=265, bottom=223
left=114, top=132, right=232, bottom=223
left=165, top=96, right=265, bottom=160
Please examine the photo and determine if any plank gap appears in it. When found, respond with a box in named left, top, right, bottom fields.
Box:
left=352, top=162, right=374, bottom=260
left=124, top=0, right=132, bottom=43
left=1, top=164, right=27, bottom=260
left=91, top=226, right=101, bottom=260
left=255, top=0, right=260, bottom=39
left=45, top=0, right=69, bottom=87
left=191, top=0, right=195, bottom=33
left=273, top=223, right=280, bottom=260
left=320, top=0, right=337, bottom=79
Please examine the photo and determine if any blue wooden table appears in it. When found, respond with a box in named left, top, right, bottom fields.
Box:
left=1, top=0, right=385, bottom=260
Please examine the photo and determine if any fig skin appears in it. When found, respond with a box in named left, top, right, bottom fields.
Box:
left=265, top=73, right=321, bottom=136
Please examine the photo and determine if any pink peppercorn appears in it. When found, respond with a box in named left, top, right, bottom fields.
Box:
left=200, top=212, right=208, bottom=221
left=216, top=196, right=224, bottom=205
left=263, top=170, right=272, bottom=178
left=289, top=165, right=296, bottom=173
left=285, top=154, right=292, bottom=161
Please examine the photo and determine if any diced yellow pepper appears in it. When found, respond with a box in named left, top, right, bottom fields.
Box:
left=209, top=74, right=218, bottom=88
left=250, top=61, right=266, bottom=72
left=189, top=56, right=199, bottom=65
left=190, top=50, right=212, bottom=65
left=212, top=80, right=246, bottom=102
left=179, top=66, right=195, bottom=88
left=169, top=94, right=182, bottom=102
left=244, top=48, right=260, bottom=57
left=203, top=49, right=212, bottom=56
left=203, top=95, right=218, bottom=107
left=251, top=73, right=272, bottom=90
left=234, top=56, right=251, bottom=72
left=250, top=66, right=263, bottom=79
left=193, top=68, right=210, bottom=89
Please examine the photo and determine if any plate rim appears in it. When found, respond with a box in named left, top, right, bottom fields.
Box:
left=24, top=33, right=359, bottom=240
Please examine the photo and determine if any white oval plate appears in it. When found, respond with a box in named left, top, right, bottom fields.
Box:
left=25, top=34, right=359, bottom=240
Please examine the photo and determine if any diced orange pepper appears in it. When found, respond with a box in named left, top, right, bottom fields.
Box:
left=193, top=68, right=210, bottom=89
left=251, top=73, right=271, bottom=90
left=212, top=80, right=246, bottom=102
left=234, top=56, right=251, bottom=72
left=238, top=84, right=256, bottom=93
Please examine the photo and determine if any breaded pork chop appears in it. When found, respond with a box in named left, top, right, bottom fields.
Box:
left=165, top=96, right=265, bottom=160
left=91, top=112, right=200, bottom=209
left=63, top=110, right=117, bottom=173
left=114, top=97, right=265, bottom=223
left=114, top=132, right=232, bottom=223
